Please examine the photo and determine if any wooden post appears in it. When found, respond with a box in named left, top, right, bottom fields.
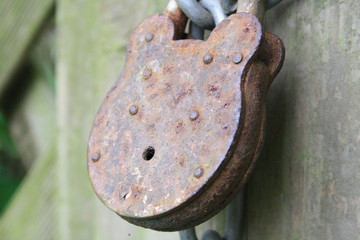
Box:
left=0, top=0, right=54, bottom=96
left=245, top=0, right=360, bottom=239
left=56, top=0, right=177, bottom=239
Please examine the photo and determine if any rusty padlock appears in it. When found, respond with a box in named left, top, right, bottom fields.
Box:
left=88, top=0, right=284, bottom=231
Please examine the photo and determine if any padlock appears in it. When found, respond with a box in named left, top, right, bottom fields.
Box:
left=87, top=1, right=284, bottom=231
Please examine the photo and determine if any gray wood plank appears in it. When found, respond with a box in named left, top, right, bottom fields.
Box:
left=0, top=0, right=54, bottom=95
left=246, top=1, right=360, bottom=239
left=56, top=0, right=178, bottom=239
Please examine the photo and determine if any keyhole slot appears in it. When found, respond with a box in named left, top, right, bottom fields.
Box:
left=142, top=146, right=155, bottom=161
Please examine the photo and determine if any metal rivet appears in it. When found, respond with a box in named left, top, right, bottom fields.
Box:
left=203, top=54, right=213, bottom=64
left=233, top=53, right=243, bottom=64
left=129, top=105, right=138, bottom=115
left=91, top=152, right=100, bottom=162
left=194, top=167, right=203, bottom=178
left=143, top=68, right=152, bottom=79
left=145, top=33, right=154, bottom=42
left=189, top=110, right=199, bottom=121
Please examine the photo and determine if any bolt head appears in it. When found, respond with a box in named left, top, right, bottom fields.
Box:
left=189, top=110, right=200, bottom=121
left=129, top=105, right=139, bottom=115
left=91, top=152, right=100, bottom=162
left=194, top=167, right=203, bottom=178
left=233, top=53, right=243, bottom=64
left=145, top=33, right=154, bottom=42
left=203, top=54, right=213, bottom=64
left=143, top=68, right=152, bottom=79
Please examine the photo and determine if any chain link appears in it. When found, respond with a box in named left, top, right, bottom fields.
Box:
left=221, top=0, right=238, bottom=14
left=200, top=0, right=227, bottom=25
left=175, top=0, right=215, bottom=29
left=175, top=0, right=284, bottom=39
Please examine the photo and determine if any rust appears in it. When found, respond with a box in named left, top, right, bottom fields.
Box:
left=163, top=2, right=187, bottom=39
left=88, top=12, right=284, bottom=231
left=208, top=85, right=221, bottom=98
left=142, top=68, right=152, bottom=79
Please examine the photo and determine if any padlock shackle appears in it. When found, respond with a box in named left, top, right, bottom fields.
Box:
left=164, top=0, right=181, bottom=19
left=237, top=0, right=265, bottom=23
left=166, top=0, right=269, bottom=30
left=164, top=0, right=188, bottom=38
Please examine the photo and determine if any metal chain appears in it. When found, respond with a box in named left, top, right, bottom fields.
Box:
left=179, top=190, right=245, bottom=240
left=175, top=0, right=283, bottom=39
left=175, top=0, right=215, bottom=29
left=199, top=0, right=227, bottom=25
left=220, top=0, right=238, bottom=14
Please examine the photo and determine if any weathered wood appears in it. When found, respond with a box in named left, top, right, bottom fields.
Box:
left=0, top=9, right=57, bottom=239
left=0, top=144, right=57, bottom=240
left=0, top=0, right=54, bottom=95
left=56, top=0, right=177, bottom=239
left=4, top=20, right=56, bottom=169
left=245, top=0, right=360, bottom=239
left=9, top=76, right=55, bottom=169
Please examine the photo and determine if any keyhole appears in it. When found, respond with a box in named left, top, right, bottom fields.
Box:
left=142, top=146, right=155, bottom=161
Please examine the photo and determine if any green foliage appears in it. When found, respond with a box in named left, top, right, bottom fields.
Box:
left=0, top=165, right=21, bottom=215
left=0, top=113, right=17, bottom=157
left=0, top=112, right=22, bottom=214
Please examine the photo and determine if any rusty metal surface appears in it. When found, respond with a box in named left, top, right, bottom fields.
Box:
left=88, top=12, right=284, bottom=231
left=122, top=32, right=285, bottom=231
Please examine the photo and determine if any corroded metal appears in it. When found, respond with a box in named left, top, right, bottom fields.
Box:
left=88, top=12, right=284, bottom=231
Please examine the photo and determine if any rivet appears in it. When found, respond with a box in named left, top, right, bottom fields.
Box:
left=91, top=152, right=100, bottom=162
left=203, top=54, right=213, bottom=64
left=129, top=105, right=138, bottom=115
left=145, top=33, right=154, bottom=42
left=194, top=167, right=204, bottom=178
left=233, top=53, right=243, bottom=64
left=189, top=110, right=199, bottom=121
left=143, top=68, right=152, bottom=79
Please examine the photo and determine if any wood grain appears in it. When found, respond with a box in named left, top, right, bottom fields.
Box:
left=246, top=1, right=360, bottom=239
left=0, top=0, right=54, bottom=95
left=56, top=0, right=177, bottom=239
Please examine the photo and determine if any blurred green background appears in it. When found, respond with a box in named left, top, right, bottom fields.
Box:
left=0, top=111, right=22, bottom=213
left=0, top=9, right=55, bottom=215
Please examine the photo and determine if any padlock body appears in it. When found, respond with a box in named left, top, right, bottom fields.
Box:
left=88, top=12, right=284, bottom=231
